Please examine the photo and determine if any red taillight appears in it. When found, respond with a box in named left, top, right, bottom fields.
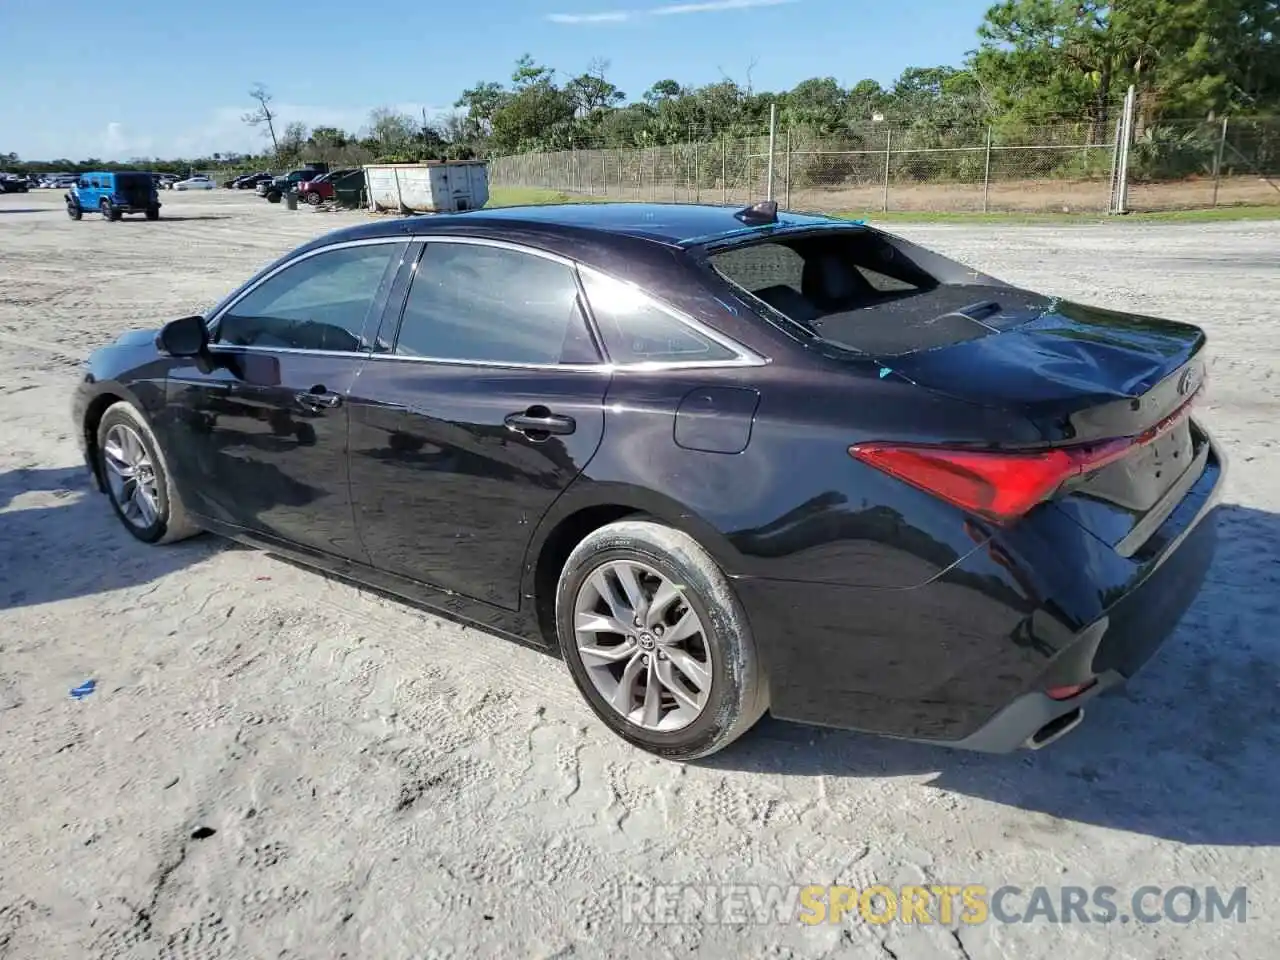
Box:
left=849, top=443, right=1120, bottom=522
left=1046, top=679, right=1097, bottom=701
left=849, top=388, right=1199, bottom=523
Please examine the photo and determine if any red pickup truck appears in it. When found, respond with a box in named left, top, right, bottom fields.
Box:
left=296, top=169, right=359, bottom=204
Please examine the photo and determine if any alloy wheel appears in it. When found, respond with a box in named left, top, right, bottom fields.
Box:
left=572, top=559, right=713, bottom=732
left=102, top=423, right=160, bottom=529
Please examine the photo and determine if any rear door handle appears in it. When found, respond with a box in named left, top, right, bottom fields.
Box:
left=504, top=410, right=576, bottom=438
left=295, top=389, right=343, bottom=410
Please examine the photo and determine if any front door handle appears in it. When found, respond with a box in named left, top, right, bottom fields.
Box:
left=504, top=409, right=576, bottom=438
left=295, top=388, right=343, bottom=410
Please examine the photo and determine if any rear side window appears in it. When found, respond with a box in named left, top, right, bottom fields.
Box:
left=393, top=242, right=598, bottom=365
left=580, top=271, right=739, bottom=365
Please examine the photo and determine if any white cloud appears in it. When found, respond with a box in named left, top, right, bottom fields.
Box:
left=650, top=0, right=796, bottom=14
left=548, top=10, right=633, bottom=21
left=547, top=0, right=795, bottom=24
left=127, top=102, right=447, bottom=160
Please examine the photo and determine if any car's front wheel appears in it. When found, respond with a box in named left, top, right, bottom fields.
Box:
left=95, top=402, right=200, bottom=545
left=66, top=200, right=81, bottom=221
left=556, top=520, right=768, bottom=760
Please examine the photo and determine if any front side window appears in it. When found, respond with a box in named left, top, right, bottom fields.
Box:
left=579, top=271, right=740, bottom=365
left=216, top=242, right=404, bottom=352
left=393, top=242, right=597, bottom=365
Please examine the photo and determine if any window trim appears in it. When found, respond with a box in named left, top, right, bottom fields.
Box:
left=204, top=237, right=410, bottom=355
left=205, top=234, right=768, bottom=372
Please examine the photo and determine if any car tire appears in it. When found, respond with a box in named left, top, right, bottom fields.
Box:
left=145, top=206, right=159, bottom=220
left=99, top=199, right=119, bottom=221
left=305, top=192, right=322, bottom=205
left=96, top=401, right=200, bottom=545
left=266, top=191, right=281, bottom=203
left=66, top=200, right=82, bottom=221
left=555, top=520, right=768, bottom=760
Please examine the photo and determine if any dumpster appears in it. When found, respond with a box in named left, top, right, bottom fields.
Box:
left=331, top=170, right=368, bottom=209
left=363, top=161, right=488, bottom=214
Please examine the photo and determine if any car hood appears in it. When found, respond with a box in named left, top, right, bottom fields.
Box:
left=109, top=328, right=162, bottom=349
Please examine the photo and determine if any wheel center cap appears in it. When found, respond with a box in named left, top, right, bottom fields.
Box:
left=637, top=632, right=656, bottom=650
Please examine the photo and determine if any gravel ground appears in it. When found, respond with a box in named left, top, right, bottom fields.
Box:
left=0, top=189, right=1277, bottom=960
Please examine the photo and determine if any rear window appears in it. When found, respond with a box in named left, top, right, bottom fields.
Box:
left=708, top=230, right=977, bottom=355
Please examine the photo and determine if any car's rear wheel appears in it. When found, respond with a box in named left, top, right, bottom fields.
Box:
left=96, top=402, right=200, bottom=545
left=305, top=192, right=322, bottom=205
left=145, top=206, right=159, bottom=220
left=555, top=520, right=768, bottom=760
left=99, top=199, right=119, bottom=221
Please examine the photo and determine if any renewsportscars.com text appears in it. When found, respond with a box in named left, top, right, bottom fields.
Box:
left=620, top=884, right=1249, bottom=926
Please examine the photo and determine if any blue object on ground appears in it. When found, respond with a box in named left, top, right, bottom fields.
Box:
left=69, top=679, right=96, bottom=700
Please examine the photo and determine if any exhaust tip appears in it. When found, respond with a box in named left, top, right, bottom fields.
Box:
left=1026, top=707, right=1084, bottom=751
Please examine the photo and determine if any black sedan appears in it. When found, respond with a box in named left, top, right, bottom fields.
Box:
left=72, top=201, right=1225, bottom=760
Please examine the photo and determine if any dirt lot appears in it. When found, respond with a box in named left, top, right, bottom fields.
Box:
left=1, top=189, right=1278, bottom=960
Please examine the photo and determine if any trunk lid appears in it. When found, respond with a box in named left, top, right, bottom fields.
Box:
left=864, top=287, right=1210, bottom=552
left=873, top=287, right=1206, bottom=441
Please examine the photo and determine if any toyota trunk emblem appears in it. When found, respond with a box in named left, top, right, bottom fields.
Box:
left=1178, top=365, right=1201, bottom=396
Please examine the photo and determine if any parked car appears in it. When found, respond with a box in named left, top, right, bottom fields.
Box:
left=0, top=174, right=30, bottom=193
left=228, top=172, right=273, bottom=190
left=65, top=171, right=160, bottom=220
left=260, top=164, right=329, bottom=202
left=156, top=174, right=181, bottom=190
left=71, top=201, right=1224, bottom=761
left=172, top=176, right=215, bottom=191
left=296, top=168, right=360, bottom=204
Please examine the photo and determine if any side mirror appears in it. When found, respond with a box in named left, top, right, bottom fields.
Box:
left=157, top=315, right=209, bottom=357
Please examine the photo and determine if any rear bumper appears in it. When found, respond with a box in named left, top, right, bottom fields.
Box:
left=737, top=434, right=1226, bottom=751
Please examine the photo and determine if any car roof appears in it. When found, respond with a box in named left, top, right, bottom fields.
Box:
left=448, top=202, right=850, bottom=246
left=312, top=202, right=860, bottom=251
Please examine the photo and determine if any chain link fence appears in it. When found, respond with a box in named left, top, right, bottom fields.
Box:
left=489, top=114, right=1280, bottom=215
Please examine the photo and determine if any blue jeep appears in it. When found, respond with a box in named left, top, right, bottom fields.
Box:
left=66, top=171, right=161, bottom=221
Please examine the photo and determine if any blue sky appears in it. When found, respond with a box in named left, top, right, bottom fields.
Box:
left=1, top=0, right=993, bottom=161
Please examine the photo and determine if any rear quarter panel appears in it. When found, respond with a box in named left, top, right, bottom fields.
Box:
left=570, top=361, right=1042, bottom=590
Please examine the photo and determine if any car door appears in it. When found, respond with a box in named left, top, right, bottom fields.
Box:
left=162, top=238, right=410, bottom=560
left=346, top=237, right=611, bottom=609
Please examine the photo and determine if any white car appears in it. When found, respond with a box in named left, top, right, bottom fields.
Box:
left=172, top=176, right=215, bottom=191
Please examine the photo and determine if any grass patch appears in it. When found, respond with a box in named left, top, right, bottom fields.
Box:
left=830, top=205, right=1280, bottom=225
left=484, top=188, right=1280, bottom=224
left=487, top=187, right=609, bottom=208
